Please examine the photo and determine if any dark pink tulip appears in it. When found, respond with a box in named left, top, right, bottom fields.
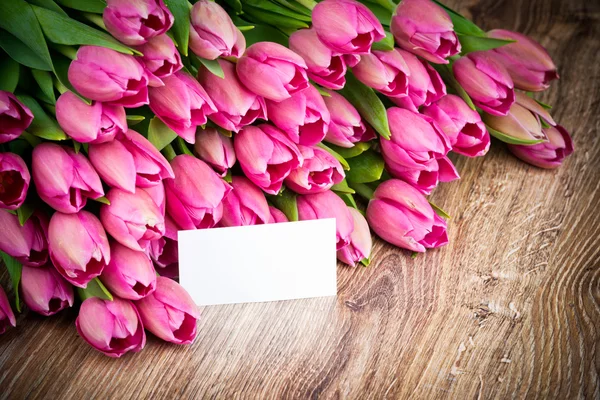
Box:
left=488, top=29, right=558, bottom=92
left=21, top=265, right=74, bottom=316
left=337, top=207, right=371, bottom=267
left=367, top=179, right=448, bottom=252
left=312, top=0, right=384, bottom=55
left=197, top=60, right=267, bottom=133
left=149, top=216, right=179, bottom=279
left=135, top=276, right=200, bottom=345
left=32, top=143, right=104, bottom=213
left=0, top=210, right=49, bottom=267
left=49, top=211, right=110, bottom=288
left=323, top=90, right=375, bottom=148
left=55, top=92, right=126, bottom=144
left=194, top=128, right=236, bottom=177
left=391, top=0, right=460, bottom=64
left=285, top=146, right=344, bottom=195
left=0, top=152, right=29, bottom=210
left=352, top=49, right=410, bottom=97
left=0, top=286, right=16, bottom=334
left=268, top=206, right=288, bottom=223
left=220, top=176, right=270, bottom=227
left=453, top=51, right=515, bottom=116
left=89, top=129, right=174, bottom=193
left=237, top=42, right=309, bottom=102
left=101, top=188, right=165, bottom=252
left=103, top=0, right=173, bottom=46
left=165, top=155, right=231, bottom=230
left=266, top=85, right=331, bottom=146
left=381, top=108, right=458, bottom=195
left=101, top=241, right=156, bottom=300
left=69, top=46, right=149, bottom=108
left=76, top=296, right=145, bottom=357
left=0, top=91, right=33, bottom=144
left=135, top=34, right=183, bottom=87
left=149, top=71, right=217, bottom=143
left=234, top=125, right=303, bottom=195
left=508, top=125, right=574, bottom=169
left=423, top=94, right=490, bottom=157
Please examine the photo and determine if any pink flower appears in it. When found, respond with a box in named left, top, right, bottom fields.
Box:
left=149, top=234, right=178, bottom=279
left=21, top=265, right=74, bottom=316
left=103, top=0, right=173, bottom=45
left=0, top=152, right=29, bottom=210
left=268, top=206, right=288, bottom=223
left=285, top=146, right=344, bottom=194
left=508, top=125, right=574, bottom=169
left=193, top=128, right=236, bottom=177
left=352, top=49, right=410, bottom=97
left=0, top=286, right=16, bottom=334
left=337, top=208, right=372, bottom=267
left=0, top=91, right=33, bottom=144
left=323, top=90, right=375, bottom=148
left=101, top=241, right=156, bottom=300
left=135, top=34, right=183, bottom=87
left=0, top=210, right=49, bottom=267
left=220, top=176, right=270, bottom=227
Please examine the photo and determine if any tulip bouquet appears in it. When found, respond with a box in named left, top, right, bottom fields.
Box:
left=0, top=0, right=573, bottom=356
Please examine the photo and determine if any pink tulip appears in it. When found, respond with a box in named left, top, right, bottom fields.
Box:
left=234, top=125, right=303, bottom=195
left=135, top=276, right=200, bottom=344
left=193, top=128, right=236, bottom=177
left=352, top=49, right=410, bottom=97
left=285, top=146, right=344, bottom=194
left=103, top=0, right=173, bottom=46
left=0, top=152, right=29, bottom=210
left=149, top=215, right=178, bottom=279
left=366, top=179, right=448, bottom=252
left=140, top=181, right=166, bottom=216
left=89, top=129, right=174, bottom=193
left=0, top=91, right=33, bottom=144
left=266, top=85, right=331, bottom=146
left=0, top=286, right=16, bottom=334
left=101, top=241, right=156, bottom=300
left=0, top=210, right=49, bottom=267
left=69, top=46, right=149, bottom=108
left=289, top=28, right=351, bottom=90
left=297, top=190, right=354, bottom=250
left=76, top=296, right=146, bottom=357
left=55, top=92, right=126, bottom=144
left=220, top=176, right=270, bottom=227
left=391, top=0, right=460, bottom=64
left=49, top=211, right=110, bottom=288
left=149, top=71, right=217, bottom=143
left=237, top=42, right=309, bottom=102
left=312, top=0, right=385, bottom=54
left=197, top=59, right=267, bottom=133
left=32, top=143, right=104, bottom=213
left=268, top=206, right=288, bottom=223
left=508, top=125, right=574, bottom=169
left=135, top=34, right=183, bottom=87
left=453, top=51, right=515, bottom=116
left=423, top=94, right=490, bottom=157
left=337, top=208, right=371, bottom=267
left=323, top=90, right=376, bottom=148
left=21, top=265, right=74, bottom=316
left=165, top=155, right=231, bottom=230
left=189, top=0, right=245, bottom=60
left=380, top=108, right=458, bottom=194
left=100, top=188, right=165, bottom=252
left=488, top=29, right=559, bottom=92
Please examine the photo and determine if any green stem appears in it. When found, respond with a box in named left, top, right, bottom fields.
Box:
left=349, top=182, right=375, bottom=201
left=54, top=78, right=69, bottom=94
left=53, top=44, right=78, bottom=60
left=176, top=137, right=194, bottom=156
left=294, top=0, right=317, bottom=10
left=20, top=131, right=42, bottom=147
left=82, top=13, right=107, bottom=30
left=162, top=144, right=177, bottom=161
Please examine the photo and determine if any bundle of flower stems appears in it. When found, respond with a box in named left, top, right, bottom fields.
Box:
left=0, top=0, right=573, bottom=356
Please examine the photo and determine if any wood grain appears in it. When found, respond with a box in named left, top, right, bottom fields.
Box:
left=1, top=0, right=599, bottom=398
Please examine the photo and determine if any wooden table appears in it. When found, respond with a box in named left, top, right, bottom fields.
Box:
left=1, top=0, right=599, bottom=398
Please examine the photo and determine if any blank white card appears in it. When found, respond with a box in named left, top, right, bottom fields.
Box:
left=178, top=219, right=337, bottom=306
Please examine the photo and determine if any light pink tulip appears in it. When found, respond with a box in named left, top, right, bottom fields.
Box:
left=220, top=176, right=270, bottom=227
left=135, top=34, right=183, bottom=87
left=323, top=90, right=376, bottom=148
left=103, top=0, right=173, bottom=45
left=101, top=241, right=156, bottom=300
left=140, top=181, right=166, bottom=217
left=352, top=49, right=410, bottom=97
left=268, top=206, right=288, bottom=223
left=193, top=128, right=236, bottom=177
left=508, top=125, right=574, bottom=169
left=0, top=91, right=33, bottom=144
left=0, top=210, right=49, bottom=267
left=0, top=286, right=16, bottom=334
left=234, top=125, right=303, bottom=195
left=0, top=152, right=29, bottom=210
left=285, top=146, right=344, bottom=194
left=367, top=179, right=448, bottom=252
left=21, top=265, right=74, bottom=316
left=337, top=208, right=372, bottom=267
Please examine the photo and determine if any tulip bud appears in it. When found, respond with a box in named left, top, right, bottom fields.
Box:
left=103, top=0, right=173, bottom=46
left=234, top=125, right=303, bottom=195
left=69, top=46, right=149, bottom=108
left=21, top=265, right=74, bottom=316
left=140, top=181, right=166, bottom=217
left=32, top=143, right=104, bottom=213
left=135, top=276, right=200, bottom=344
left=285, top=146, right=344, bottom=195
left=391, top=0, right=460, bottom=64
left=197, top=60, right=267, bottom=133
left=487, top=29, right=558, bottom=92
left=89, top=129, right=174, bottom=193
left=380, top=108, right=458, bottom=195
left=100, top=188, right=165, bottom=252
left=219, top=176, right=270, bottom=227
left=266, top=85, right=331, bottom=146
left=0, top=286, right=16, bottom=334
left=76, top=296, right=146, bottom=357
left=101, top=241, right=156, bottom=300
left=49, top=210, right=110, bottom=287
left=453, top=51, right=515, bottom=116
left=366, top=179, right=448, bottom=252
left=149, top=235, right=178, bottom=279
left=237, top=42, right=309, bottom=102
left=312, top=0, right=385, bottom=55
left=165, top=155, right=231, bottom=230
left=352, top=49, right=410, bottom=97
left=135, top=34, right=183, bottom=87
left=0, top=152, right=30, bottom=210
left=422, top=94, right=490, bottom=157
left=337, top=208, right=371, bottom=267
left=322, top=90, right=376, bottom=148
left=55, top=92, right=126, bottom=144
left=508, top=125, right=574, bottom=169
left=0, top=91, right=33, bottom=144
left=268, top=206, right=288, bottom=223
left=149, top=71, right=217, bottom=143
left=193, top=128, right=236, bottom=177
left=297, top=190, right=354, bottom=250
left=0, top=210, right=49, bottom=267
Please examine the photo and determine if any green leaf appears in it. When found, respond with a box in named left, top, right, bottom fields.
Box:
left=243, top=0, right=312, bottom=21
left=338, top=192, right=358, bottom=209
left=73, top=140, right=81, bottom=153
left=346, top=150, right=385, bottom=183
left=55, top=0, right=106, bottom=13
left=148, top=117, right=178, bottom=151
left=433, top=1, right=485, bottom=36
left=176, top=136, right=194, bottom=156
left=0, top=55, right=19, bottom=92
left=429, top=201, right=451, bottom=219
left=93, top=196, right=110, bottom=205
left=313, top=83, right=331, bottom=97
left=434, top=63, right=476, bottom=110
left=32, top=69, right=56, bottom=104
left=196, top=56, right=224, bottom=79
left=485, top=125, right=545, bottom=145
left=272, top=0, right=312, bottom=16
left=536, top=99, right=552, bottom=110
left=222, top=0, right=243, bottom=13
left=243, top=24, right=289, bottom=47
left=327, top=142, right=371, bottom=159
left=126, top=115, right=145, bottom=126
left=0, top=31, right=51, bottom=71
left=371, top=31, right=394, bottom=51
left=331, top=179, right=355, bottom=194
left=28, top=0, right=68, bottom=16
left=339, top=72, right=391, bottom=139
left=243, top=6, right=309, bottom=29
left=16, top=95, right=67, bottom=140
left=164, top=0, right=190, bottom=56
left=458, top=34, right=514, bottom=54
left=267, top=189, right=298, bottom=221
left=1, top=251, right=23, bottom=313
left=317, top=143, right=350, bottom=171
left=356, top=1, right=391, bottom=27
left=17, top=203, right=35, bottom=226
left=77, top=277, right=113, bottom=301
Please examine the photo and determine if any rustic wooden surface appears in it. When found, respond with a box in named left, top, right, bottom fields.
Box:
left=1, top=0, right=599, bottom=398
